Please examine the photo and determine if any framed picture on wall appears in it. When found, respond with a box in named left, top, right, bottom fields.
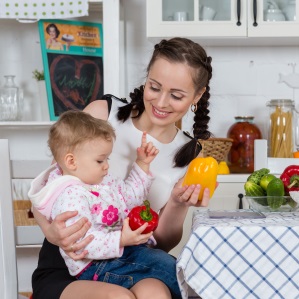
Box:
left=38, top=19, right=103, bottom=120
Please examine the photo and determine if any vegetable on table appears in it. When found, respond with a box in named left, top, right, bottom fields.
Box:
left=244, top=168, right=283, bottom=209
left=260, top=174, right=276, bottom=191
left=244, top=181, right=266, bottom=196
left=266, top=178, right=285, bottom=209
left=182, top=156, right=218, bottom=201
left=246, top=168, right=270, bottom=185
left=128, top=200, right=159, bottom=234
left=280, top=165, right=299, bottom=195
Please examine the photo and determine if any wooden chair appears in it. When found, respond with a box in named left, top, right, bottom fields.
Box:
left=0, top=139, right=47, bottom=299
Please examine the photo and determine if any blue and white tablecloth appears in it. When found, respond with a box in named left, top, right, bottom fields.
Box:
left=177, top=210, right=299, bottom=299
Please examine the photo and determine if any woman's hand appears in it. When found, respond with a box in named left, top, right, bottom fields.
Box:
left=170, top=177, right=217, bottom=207
left=34, top=208, right=94, bottom=260
left=51, top=211, right=93, bottom=250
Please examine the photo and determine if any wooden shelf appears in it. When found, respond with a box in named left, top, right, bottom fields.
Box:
left=0, top=121, right=54, bottom=128
left=15, top=226, right=44, bottom=246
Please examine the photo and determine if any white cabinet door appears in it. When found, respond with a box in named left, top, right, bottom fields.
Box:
left=146, top=0, right=246, bottom=38
left=247, top=0, right=299, bottom=37
left=147, top=0, right=299, bottom=44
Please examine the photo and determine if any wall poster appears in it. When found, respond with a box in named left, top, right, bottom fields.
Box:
left=38, top=19, right=103, bottom=120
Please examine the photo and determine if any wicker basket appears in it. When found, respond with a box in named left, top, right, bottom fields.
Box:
left=199, top=138, right=233, bottom=163
left=13, top=200, right=37, bottom=226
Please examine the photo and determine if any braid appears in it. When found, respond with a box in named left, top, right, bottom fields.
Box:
left=174, top=46, right=213, bottom=167
left=193, top=86, right=211, bottom=141
left=117, top=85, right=145, bottom=122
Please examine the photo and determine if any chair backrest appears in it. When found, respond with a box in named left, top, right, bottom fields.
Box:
left=0, top=139, right=18, bottom=299
left=0, top=139, right=49, bottom=298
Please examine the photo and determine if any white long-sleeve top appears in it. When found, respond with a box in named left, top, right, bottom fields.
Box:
left=28, top=162, right=154, bottom=276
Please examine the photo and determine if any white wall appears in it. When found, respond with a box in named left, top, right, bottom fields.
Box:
left=2, top=0, right=299, bottom=292
left=122, top=0, right=299, bottom=140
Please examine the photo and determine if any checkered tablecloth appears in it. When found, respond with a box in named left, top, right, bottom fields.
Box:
left=177, top=210, right=299, bottom=299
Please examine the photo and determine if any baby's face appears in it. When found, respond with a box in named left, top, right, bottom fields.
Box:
left=74, top=137, right=113, bottom=185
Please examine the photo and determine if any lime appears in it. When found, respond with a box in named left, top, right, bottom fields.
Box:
left=260, top=174, right=276, bottom=191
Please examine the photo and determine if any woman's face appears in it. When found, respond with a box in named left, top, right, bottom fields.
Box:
left=48, top=27, right=57, bottom=38
left=143, top=57, right=204, bottom=127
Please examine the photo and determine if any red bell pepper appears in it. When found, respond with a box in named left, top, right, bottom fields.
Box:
left=280, top=165, right=299, bottom=195
left=128, top=200, right=159, bottom=234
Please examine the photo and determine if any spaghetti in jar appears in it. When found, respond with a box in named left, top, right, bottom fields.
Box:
left=267, top=99, right=295, bottom=158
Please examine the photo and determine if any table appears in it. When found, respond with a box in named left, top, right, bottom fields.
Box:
left=177, top=210, right=299, bottom=299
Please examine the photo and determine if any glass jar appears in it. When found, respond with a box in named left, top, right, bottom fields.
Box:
left=0, top=75, right=23, bottom=121
left=227, top=116, right=262, bottom=173
left=267, top=99, right=295, bottom=158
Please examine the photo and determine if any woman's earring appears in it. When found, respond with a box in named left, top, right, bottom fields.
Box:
left=191, top=103, right=197, bottom=113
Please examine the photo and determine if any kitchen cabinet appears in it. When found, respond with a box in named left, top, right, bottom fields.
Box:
left=146, top=0, right=299, bottom=46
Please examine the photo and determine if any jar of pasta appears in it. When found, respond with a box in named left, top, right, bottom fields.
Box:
left=267, top=99, right=295, bottom=158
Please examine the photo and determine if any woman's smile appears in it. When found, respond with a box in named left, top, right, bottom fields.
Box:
left=152, top=105, right=170, bottom=118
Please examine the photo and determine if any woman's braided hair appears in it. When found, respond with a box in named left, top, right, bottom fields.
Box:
left=117, top=37, right=212, bottom=167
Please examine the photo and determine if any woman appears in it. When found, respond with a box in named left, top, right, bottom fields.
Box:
left=46, top=23, right=64, bottom=51
left=32, top=37, right=213, bottom=299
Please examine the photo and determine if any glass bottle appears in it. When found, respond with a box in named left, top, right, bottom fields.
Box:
left=0, top=75, right=22, bottom=121
left=267, top=99, right=295, bottom=158
left=227, top=116, right=262, bottom=173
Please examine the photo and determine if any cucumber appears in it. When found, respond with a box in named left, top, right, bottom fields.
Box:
left=266, top=178, right=285, bottom=209
left=244, top=181, right=266, bottom=196
left=247, top=168, right=270, bottom=185
left=253, top=198, right=268, bottom=206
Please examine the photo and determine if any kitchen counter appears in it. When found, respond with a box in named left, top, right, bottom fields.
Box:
left=217, top=174, right=248, bottom=183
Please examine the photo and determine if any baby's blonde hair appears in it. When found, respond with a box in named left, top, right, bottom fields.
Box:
left=48, top=110, right=115, bottom=163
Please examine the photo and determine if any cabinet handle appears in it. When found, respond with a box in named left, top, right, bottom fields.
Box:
left=253, top=0, right=258, bottom=26
left=238, top=193, right=244, bottom=209
left=236, top=0, right=241, bottom=26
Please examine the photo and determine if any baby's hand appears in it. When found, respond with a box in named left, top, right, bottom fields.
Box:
left=136, top=131, right=159, bottom=166
left=120, top=218, right=152, bottom=247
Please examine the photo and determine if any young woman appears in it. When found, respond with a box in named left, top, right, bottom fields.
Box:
left=46, top=23, right=64, bottom=51
left=32, top=37, right=213, bottom=299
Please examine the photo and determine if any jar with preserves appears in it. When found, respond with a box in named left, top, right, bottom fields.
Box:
left=227, top=116, right=262, bottom=173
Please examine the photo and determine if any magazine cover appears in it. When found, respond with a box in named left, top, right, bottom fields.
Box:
left=38, top=19, right=103, bottom=120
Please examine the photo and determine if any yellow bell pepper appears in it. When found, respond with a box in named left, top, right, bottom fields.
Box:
left=182, top=156, right=218, bottom=201
left=218, top=161, right=230, bottom=175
